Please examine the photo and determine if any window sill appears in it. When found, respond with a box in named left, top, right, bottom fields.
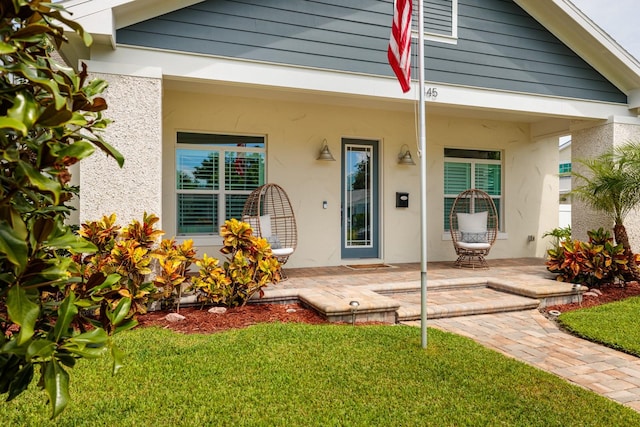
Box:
left=442, top=232, right=508, bottom=241
left=176, top=235, right=222, bottom=247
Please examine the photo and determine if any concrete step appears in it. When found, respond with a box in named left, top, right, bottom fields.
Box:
left=392, top=286, right=540, bottom=321
left=257, top=274, right=580, bottom=323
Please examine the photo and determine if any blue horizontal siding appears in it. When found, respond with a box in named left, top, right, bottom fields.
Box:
left=116, top=0, right=626, bottom=104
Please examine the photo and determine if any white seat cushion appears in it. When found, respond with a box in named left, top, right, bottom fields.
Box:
left=455, top=241, right=491, bottom=250
left=272, top=247, right=294, bottom=257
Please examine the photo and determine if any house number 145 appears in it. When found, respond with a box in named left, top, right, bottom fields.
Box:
left=425, top=87, right=438, bottom=99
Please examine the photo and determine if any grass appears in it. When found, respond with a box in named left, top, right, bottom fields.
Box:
left=3, top=323, right=639, bottom=426
left=559, top=295, right=640, bottom=356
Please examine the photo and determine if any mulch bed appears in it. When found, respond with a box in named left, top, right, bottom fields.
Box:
left=136, top=303, right=328, bottom=334
left=544, top=281, right=640, bottom=314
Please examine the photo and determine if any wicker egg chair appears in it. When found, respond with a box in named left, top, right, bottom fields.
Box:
left=449, top=188, right=498, bottom=269
left=242, top=183, right=297, bottom=272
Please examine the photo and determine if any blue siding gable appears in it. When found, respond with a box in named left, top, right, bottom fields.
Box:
left=116, top=0, right=626, bottom=104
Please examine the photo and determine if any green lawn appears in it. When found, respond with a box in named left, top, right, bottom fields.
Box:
left=3, top=323, right=639, bottom=426
left=559, top=296, right=640, bottom=356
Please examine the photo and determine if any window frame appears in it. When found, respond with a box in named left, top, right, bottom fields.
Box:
left=443, top=149, right=504, bottom=232
left=559, top=161, right=572, bottom=175
left=175, top=132, right=266, bottom=241
left=413, top=0, right=459, bottom=45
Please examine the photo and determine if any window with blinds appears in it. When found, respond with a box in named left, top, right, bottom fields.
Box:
left=559, top=162, right=572, bottom=175
left=176, top=132, right=265, bottom=236
left=412, top=0, right=458, bottom=42
left=444, top=149, right=502, bottom=230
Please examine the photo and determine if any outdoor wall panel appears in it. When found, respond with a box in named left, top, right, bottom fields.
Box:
left=116, top=0, right=626, bottom=103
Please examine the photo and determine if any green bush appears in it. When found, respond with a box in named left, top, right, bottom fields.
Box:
left=546, top=228, right=628, bottom=286
left=542, top=225, right=571, bottom=251
left=0, top=1, right=125, bottom=418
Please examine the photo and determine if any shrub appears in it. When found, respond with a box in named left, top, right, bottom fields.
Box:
left=0, top=2, right=125, bottom=418
left=77, top=213, right=174, bottom=327
left=546, top=228, right=628, bottom=286
left=542, top=225, right=571, bottom=251
left=191, top=219, right=281, bottom=307
left=153, top=238, right=198, bottom=311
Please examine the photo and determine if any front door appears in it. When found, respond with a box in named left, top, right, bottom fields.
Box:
left=341, top=139, right=379, bottom=259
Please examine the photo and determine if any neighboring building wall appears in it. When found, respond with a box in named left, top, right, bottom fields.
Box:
left=79, top=72, right=163, bottom=225
left=162, top=89, right=557, bottom=267
left=572, top=119, right=640, bottom=252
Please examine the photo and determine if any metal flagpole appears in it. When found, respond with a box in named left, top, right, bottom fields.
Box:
left=417, top=0, right=428, bottom=349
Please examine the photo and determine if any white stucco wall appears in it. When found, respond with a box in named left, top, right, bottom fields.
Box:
left=162, top=89, right=557, bottom=267
left=572, top=118, right=640, bottom=252
left=79, top=73, right=163, bottom=226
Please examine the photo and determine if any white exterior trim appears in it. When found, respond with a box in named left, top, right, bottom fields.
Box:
left=82, top=59, right=162, bottom=79
left=88, top=45, right=634, bottom=121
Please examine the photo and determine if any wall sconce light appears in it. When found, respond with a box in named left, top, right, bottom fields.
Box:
left=398, top=144, right=416, bottom=165
left=317, top=139, right=336, bottom=161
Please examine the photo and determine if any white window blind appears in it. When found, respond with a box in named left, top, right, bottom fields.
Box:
left=176, top=133, right=265, bottom=236
left=444, top=149, right=502, bottom=230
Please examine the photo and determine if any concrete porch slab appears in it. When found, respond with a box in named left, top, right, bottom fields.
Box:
left=254, top=267, right=584, bottom=323
left=297, top=286, right=400, bottom=324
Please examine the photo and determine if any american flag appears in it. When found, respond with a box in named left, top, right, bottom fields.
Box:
left=387, top=0, right=412, bottom=93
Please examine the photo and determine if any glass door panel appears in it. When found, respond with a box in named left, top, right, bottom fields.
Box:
left=341, top=139, right=379, bottom=258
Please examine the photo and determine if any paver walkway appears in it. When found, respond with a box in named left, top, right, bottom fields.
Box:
left=405, top=310, right=640, bottom=412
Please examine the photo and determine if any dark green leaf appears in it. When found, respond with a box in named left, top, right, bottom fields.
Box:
left=43, top=9, right=93, bottom=47
left=83, top=79, right=108, bottom=97
left=89, top=273, right=121, bottom=293
left=30, top=217, right=55, bottom=247
left=26, top=339, right=56, bottom=361
left=7, top=363, right=34, bottom=401
left=61, top=345, right=107, bottom=359
left=56, top=140, right=95, bottom=161
left=86, top=135, right=125, bottom=168
left=36, top=105, right=73, bottom=127
left=17, top=162, right=62, bottom=204
left=43, top=359, right=70, bottom=419
left=8, top=92, right=38, bottom=129
left=12, top=24, right=53, bottom=40
left=17, top=62, right=66, bottom=110
left=114, top=318, right=138, bottom=334
left=0, top=220, right=28, bottom=271
left=0, top=117, right=28, bottom=135
left=111, top=344, right=125, bottom=375
left=108, top=297, right=131, bottom=326
left=53, top=293, right=78, bottom=342
left=66, top=327, right=108, bottom=347
left=0, top=40, right=17, bottom=54
left=45, top=229, right=97, bottom=253
left=7, top=286, right=39, bottom=345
